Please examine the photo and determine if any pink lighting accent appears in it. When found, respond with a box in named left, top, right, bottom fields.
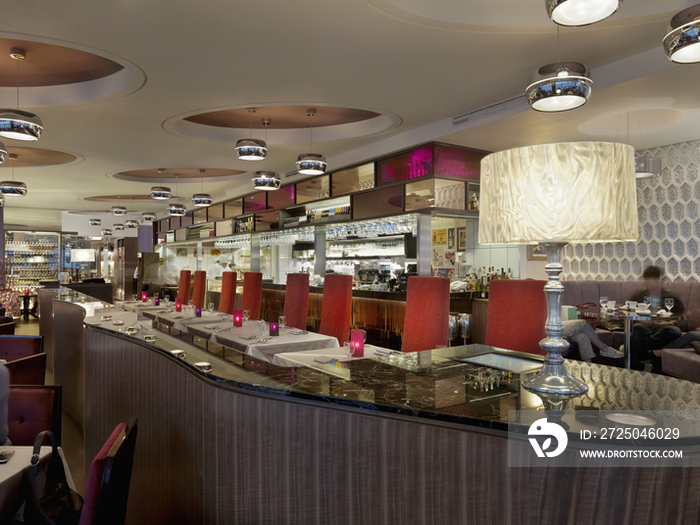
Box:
left=195, top=306, right=202, bottom=317
left=142, top=291, right=148, bottom=302
left=270, top=322, right=279, bottom=336
left=233, top=309, right=243, bottom=327
left=351, top=329, right=365, bottom=358
left=175, top=298, right=182, bottom=312
left=155, top=297, right=160, bottom=306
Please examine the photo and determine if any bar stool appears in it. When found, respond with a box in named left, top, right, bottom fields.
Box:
left=177, top=270, right=191, bottom=306
left=218, top=272, right=238, bottom=314
left=318, top=274, right=353, bottom=345
left=241, top=272, right=263, bottom=320
left=401, top=276, right=450, bottom=352
left=283, top=273, right=309, bottom=330
left=191, top=271, right=207, bottom=309
left=484, top=279, right=547, bottom=355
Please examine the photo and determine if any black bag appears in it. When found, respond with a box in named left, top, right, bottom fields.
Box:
left=25, top=430, right=83, bottom=525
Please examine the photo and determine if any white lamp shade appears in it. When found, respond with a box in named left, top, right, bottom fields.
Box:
left=478, top=142, right=638, bottom=244
left=546, top=0, right=621, bottom=27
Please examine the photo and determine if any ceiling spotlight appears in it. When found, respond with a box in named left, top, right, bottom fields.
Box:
left=0, top=180, right=28, bottom=197
left=664, top=4, right=700, bottom=64
left=635, top=157, right=662, bottom=179
left=192, top=194, right=213, bottom=207
left=101, top=229, right=114, bottom=236
left=546, top=0, right=622, bottom=27
left=141, top=212, right=157, bottom=222
left=296, top=153, right=327, bottom=175
left=167, top=203, right=187, bottom=216
left=111, top=206, right=127, bottom=216
left=0, top=48, right=43, bottom=142
left=125, top=219, right=140, bottom=228
left=526, top=62, right=592, bottom=112
left=251, top=171, right=281, bottom=191
left=0, top=141, right=6, bottom=164
left=150, top=186, right=172, bottom=200
left=89, top=218, right=102, bottom=226
left=113, top=223, right=125, bottom=231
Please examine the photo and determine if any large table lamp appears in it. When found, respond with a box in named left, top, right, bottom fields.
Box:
left=479, top=142, right=638, bottom=396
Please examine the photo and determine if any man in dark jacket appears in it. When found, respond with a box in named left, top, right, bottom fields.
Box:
left=627, top=266, right=684, bottom=371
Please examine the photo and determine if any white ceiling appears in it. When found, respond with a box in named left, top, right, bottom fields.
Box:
left=1, top=0, right=698, bottom=231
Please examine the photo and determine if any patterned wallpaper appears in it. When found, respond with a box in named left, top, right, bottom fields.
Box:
left=563, top=139, right=700, bottom=282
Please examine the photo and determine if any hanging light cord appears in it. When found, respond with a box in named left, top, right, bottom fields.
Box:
left=635, top=111, right=647, bottom=152
left=557, top=25, right=560, bottom=64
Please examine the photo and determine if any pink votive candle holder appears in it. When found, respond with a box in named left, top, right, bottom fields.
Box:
left=195, top=306, right=202, bottom=317
left=175, top=298, right=182, bottom=312
left=142, top=291, right=148, bottom=302
left=351, top=329, right=365, bottom=358
left=233, top=309, right=243, bottom=327
left=270, top=321, right=279, bottom=336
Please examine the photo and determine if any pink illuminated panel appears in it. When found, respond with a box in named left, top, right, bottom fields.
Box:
left=378, top=146, right=433, bottom=185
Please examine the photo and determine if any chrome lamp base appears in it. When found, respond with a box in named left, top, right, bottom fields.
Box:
left=522, top=242, right=589, bottom=397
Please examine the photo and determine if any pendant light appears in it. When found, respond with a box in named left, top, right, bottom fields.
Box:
left=141, top=212, right=157, bottom=222
left=235, top=108, right=267, bottom=161
left=0, top=153, right=27, bottom=197
left=101, top=229, right=114, bottom=236
left=111, top=206, right=127, bottom=216
left=89, top=218, right=102, bottom=226
left=150, top=186, right=172, bottom=200
left=664, top=4, right=700, bottom=64
left=0, top=142, right=6, bottom=164
left=296, top=109, right=327, bottom=175
left=0, top=194, right=4, bottom=208
left=251, top=171, right=281, bottom=190
left=631, top=112, right=661, bottom=179
left=0, top=48, right=43, bottom=141
left=125, top=219, right=140, bottom=228
left=546, top=0, right=622, bottom=27
left=168, top=174, right=187, bottom=216
left=113, top=223, right=125, bottom=231
left=192, top=169, right=212, bottom=206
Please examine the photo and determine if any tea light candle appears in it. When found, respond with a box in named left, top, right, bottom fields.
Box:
left=351, top=329, right=365, bottom=358
left=155, top=297, right=160, bottom=306
left=142, top=291, right=148, bottom=302
left=24, top=289, right=29, bottom=296
left=195, top=306, right=202, bottom=317
left=233, top=309, right=243, bottom=327
left=175, top=298, right=182, bottom=312
left=270, top=321, right=279, bottom=336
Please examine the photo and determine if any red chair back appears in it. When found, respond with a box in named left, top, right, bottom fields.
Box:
left=318, top=274, right=353, bottom=344
left=79, top=417, right=138, bottom=525
left=7, top=353, right=47, bottom=385
left=283, top=273, right=310, bottom=330
left=484, top=279, right=547, bottom=355
left=401, top=276, right=450, bottom=352
left=7, top=385, right=62, bottom=446
left=0, top=334, right=43, bottom=362
left=218, top=272, right=238, bottom=314
left=191, top=271, right=206, bottom=308
left=241, top=272, right=263, bottom=321
left=177, top=270, right=191, bottom=306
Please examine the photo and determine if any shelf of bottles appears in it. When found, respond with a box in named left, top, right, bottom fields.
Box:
left=465, top=266, right=514, bottom=297
left=4, top=231, right=61, bottom=291
left=283, top=206, right=351, bottom=228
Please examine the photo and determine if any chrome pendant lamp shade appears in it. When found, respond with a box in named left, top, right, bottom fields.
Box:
left=88, top=218, right=102, bottom=226
left=113, top=223, right=125, bottom=231
left=125, top=219, right=140, bottom=228
left=0, top=194, right=4, bottom=208
left=101, top=229, right=113, bottom=236
left=545, top=0, right=622, bottom=27
left=526, top=62, right=592, bottom=112
left=192, top=194, right=213, bottom=207
left=251, top=171, right=281, bottom=191
left=111, top=206, right=127, bottom=216
left=664, top=5, right=700, bottom=64
left=0, top=180, right=28, bottom=196
left=635, top=156, right=662, bottom=179
left=0, top=141, right=6, bottom=164
left=141, top=212, right=157, bottom=222
left=235, top=138, right=268, bottom=161
left=167, top=203, right=187, bottom=216
left=296, top=153, right=327, bottom=175
left=0, top=110, right=43, bottom=141
left=150, top=186, right=172, bottom=200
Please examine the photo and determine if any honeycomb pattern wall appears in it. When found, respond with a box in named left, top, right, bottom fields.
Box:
left=563, top=139, right=700, bottom=282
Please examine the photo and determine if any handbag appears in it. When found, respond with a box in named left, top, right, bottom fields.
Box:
left=25, top=430, right=83, bottom=525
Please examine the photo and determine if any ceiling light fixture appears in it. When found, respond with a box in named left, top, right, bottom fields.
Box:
left=0, top=142, right=6, bottom=164
left=167, top=203, right=187, bottom=216
left=664, top=4, right=700, bottom=64
left=111, top=206, right=127, bottom=216
left=546, top=0, right=622, bottom=27
left=125, top=219, right=140, bottom=228
left=251, top=171, right=281, bottom=191
left=0, top=48, right=43, bottom=141
left=296, top=109, right=327, bottom=175
left=192, top=169, right=212, bottom=207
left=141, top=212, right=157, bottom=222
left=150, top=186, right=172, bottom=200
left=89, top=218, right=102, bottom=226
left=0, top=153, right=27, bottom=197
left=526, top=62, right=592, bottom=112
left=0, top=194, right=4, bottom=208
left=632, top=112, right=661, bottom=179
left=235, top=108, right=267, bottom=161
left=113, top=223, right=125, bottom=231
left=101, top=229, right=114, bottom=236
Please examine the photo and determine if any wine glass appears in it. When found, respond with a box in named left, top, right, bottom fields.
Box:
left=448, top=315, right=459, bottom=347
left=278, top=316, right=287, bottom=331
left=344, top=341, right=354, bottom=359
left=243, top=309, right=250, bottom=324
left=132, top=294, right=138, bottom=302
left=164, top=294, right=171, bottom=308
left=207, top=302, right=215, bottom=315
left=665, top=297, right=674, bottom=313
left=260, top=320, right=268, bottom=337
left=599, top=296, right=608, bottom=312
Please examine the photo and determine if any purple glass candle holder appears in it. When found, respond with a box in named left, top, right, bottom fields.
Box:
left=270, top=321, right=279, bottom=336
left=195, top=306, right=202, bottom=317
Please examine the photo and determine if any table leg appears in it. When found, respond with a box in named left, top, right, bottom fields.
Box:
left=625, top=317, right=632, bottom=370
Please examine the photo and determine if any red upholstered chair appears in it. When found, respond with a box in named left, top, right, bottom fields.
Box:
left=241, top=272, right=263, bottom=321
left=401, top=276, right=450, bottom=352
left=283, top=273, right=310, bottom=330
left=177, top=270, right=192, bottom=306
left=79, top=417, right=138, bottom=525
left=0, top=334, right=43, bottom=362
left=191, top=270, right=207, bottom=308
left=484, top=279, right=547, bottom=355
left=218, top=271, right=238, bottom=314
left=6, top=353, right=47, bottom=385
left=318, top=274, right=353, bottom=344
left=0, top=316, right=15, bottom=335
left=7, top=385, right=62, bottom=446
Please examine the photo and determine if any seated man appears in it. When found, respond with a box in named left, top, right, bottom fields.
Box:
left=627, top=266, right=684, bottom=371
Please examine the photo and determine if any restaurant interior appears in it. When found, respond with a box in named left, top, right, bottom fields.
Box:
left=2, top=1, right=700, bottom=524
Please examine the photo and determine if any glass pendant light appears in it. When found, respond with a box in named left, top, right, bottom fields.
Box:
left=0, top=154, right=27, bottom=197
left=111, top=206, right=127, bottom=216
left=150, top=186, right=172, bottom=200
left=0, top=48, right=43, bottom=141
left=546, top=0, right=622, bottom=27
left=89, top=218, right=102, bottom=226
left=664, top=4, right=700, bottom=64
left=251, top=171, right=281, bottom=190
left=296, top=109, right=327, bottom=175
left=235, top=108, right=267, bottom=161
left=192, top=169, right=212, bottom=206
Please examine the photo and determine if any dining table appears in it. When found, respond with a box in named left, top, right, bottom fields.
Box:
left=0, top=445, right=52, bottom=521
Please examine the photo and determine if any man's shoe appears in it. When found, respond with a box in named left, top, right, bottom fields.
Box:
left=601, top=346, right=624, bottom=359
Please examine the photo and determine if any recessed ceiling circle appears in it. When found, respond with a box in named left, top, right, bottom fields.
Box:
left=109, top=167, right=245, bottom=183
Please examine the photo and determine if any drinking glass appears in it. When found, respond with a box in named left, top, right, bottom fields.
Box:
left=278, top=316, right=287, bottom=331
left=260, top=320, right=268, bottom=337
left=344, top=341, right=354, bottom=359
left=599, top=297, right=608, bottom=311
left=643, top=296, right=651, bottom=310
left=154, top=292, right=159, bottom=300
left=164, top=294, right=171, bottom=307
left=243, top=310, right=250, bottom=324
left=132, top=294, right=138, bottom=302
left=665, top=298, right=674, bottom=313
left=207, top=302, right=215, bottom=315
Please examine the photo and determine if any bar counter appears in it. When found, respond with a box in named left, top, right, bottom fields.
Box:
left=40, top=287, right=700, bottom=524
